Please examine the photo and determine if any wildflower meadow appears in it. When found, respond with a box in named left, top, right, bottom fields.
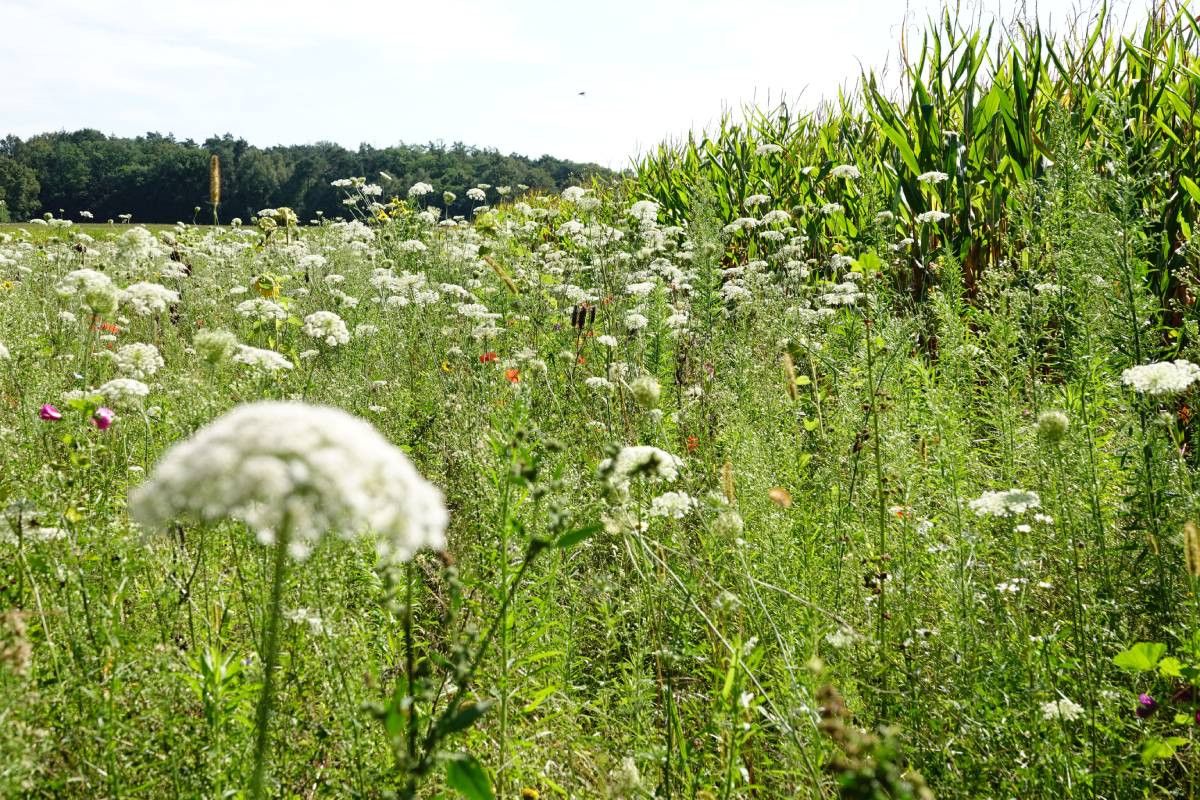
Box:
left=6, top=2, right=1200, bottom=798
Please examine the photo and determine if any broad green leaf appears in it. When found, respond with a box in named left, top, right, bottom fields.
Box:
left=1114, top=642, right=1168, bottom=672
left=445, top=753, right=495, bottom=800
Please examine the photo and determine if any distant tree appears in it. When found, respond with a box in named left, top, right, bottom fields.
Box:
left=0, top=155, right=40, bottom=221
left=2, top=130, right=614, bottom=223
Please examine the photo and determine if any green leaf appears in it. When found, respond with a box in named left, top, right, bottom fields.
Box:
left=445, top=753, right=495, bottom=800
left=1159, top=656, right=1184, bottom=678
left=522, top=685, right=558, bottom=714
left=436, top=700, right=493, bottom=738
left=1114, top=642, right=1167, bottom=672
left=1182, top=175, right=1200, bottom=205
left=1141, top=737, right=1178, bottom=765
left=554, top=523, right=601, bottom=550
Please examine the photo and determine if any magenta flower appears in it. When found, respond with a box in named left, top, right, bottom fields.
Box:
left=92, top=407, right=115, bottom=430
left=1136, top=693, right=1157, bottom=718
left=39, top=404, right=62, bottom=422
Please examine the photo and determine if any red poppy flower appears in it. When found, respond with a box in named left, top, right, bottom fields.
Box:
left=479, top=351, right=498, bottom=363
left=505, top=368, right=520, bottom=384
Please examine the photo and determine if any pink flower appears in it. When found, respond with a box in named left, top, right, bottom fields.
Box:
left=39, top=404, right=62, bottom=422
left=92, top=407, right=115, bottom=430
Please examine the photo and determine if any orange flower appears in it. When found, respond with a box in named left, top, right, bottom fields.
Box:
left=686, top=435, right=699, bottom=452
left=505, top=368, right=520, bottom=384
left=479, top=351, right=498, bottom=363
left=576, top=355, right=586, bottom=365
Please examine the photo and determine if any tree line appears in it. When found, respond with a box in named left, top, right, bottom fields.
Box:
left=0, top=130, right=613, bottom=223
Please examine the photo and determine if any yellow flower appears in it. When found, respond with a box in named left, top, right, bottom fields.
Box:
left=440, top=360, right=452, bottom=373
left=254, top=274, right=281, bottom=300
left=521, top=789, right=540, bottom=800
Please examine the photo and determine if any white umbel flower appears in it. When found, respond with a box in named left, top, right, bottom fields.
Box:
left=302, top=311, right=350, bottom=347
left=1121, top=360, right=1200, bottom=395
left=1041, top=698, right=1085, bottom=722
left=649, top=491, right=695, bottom=519
left=599, top=445, right=683, bottom=488
left=121, top=282, right=179, bottom=316
left=236, top=298, right=287, bottom=322
left=234, top=345, right=293, bottom=372
left=129, top=401, right=448, bottom=563
left=97, top=377, right=150, bottom=407
left=114, top=342, right=164, bottom=379
left=968, top=489, right=1041, bottom=517
left=57, top=268, right=119, bottom=315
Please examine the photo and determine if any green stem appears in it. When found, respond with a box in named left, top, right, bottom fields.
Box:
left=250, top=526, right=290, bottom=800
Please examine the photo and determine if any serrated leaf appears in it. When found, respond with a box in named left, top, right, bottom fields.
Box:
left=445, top=753, right=495, bottom=800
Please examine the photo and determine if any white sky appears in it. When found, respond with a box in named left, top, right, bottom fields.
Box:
left=3, top=0, right=1135, bottom=169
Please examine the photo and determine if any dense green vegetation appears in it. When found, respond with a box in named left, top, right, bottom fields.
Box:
left=0, top=131, right=611, bottom=224
left=7, top=2, right=1200, bottom=798
left=633, top=1, right=1200, bottom=336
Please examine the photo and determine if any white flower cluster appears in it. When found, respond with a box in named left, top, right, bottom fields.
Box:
left=129, top=402, right=448, bottom=563
left=121, top=282, right=179, bottom=316
left=114, top=342, right=164, bottom=379
left=649, top=491, right=695, bottom=519
left=1121, top=360, right=1200, bottom=395
left=234, top=345, right=293, bottom=372
left=968, top=489, right=1041, bottom=517
left=916, top=210, right=950, bottom=224
left=236, top=298, right=287, bottom=322
left=302, top=311, right=350, bottom=347
left=600, top=445, right=683, bottom=489
left=57, top=268, right=119, bottom=315
left=1040, top=698, right=1085, bottom=722
left=97, top=377, right=150, bottom=407
left=194, top=329, right=239, bottom=365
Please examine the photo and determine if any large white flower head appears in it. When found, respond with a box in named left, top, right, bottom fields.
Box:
left=1121, top=360, right=1200, bottom=395
left=129, top=402, right=448, bottom=562
left=302, top=311, right=350, bottom=347
left=113, top=342, right=164, bottom=379
left=57, top=268, right=119, bottom=316
left=407, top=182, right=434, bottom=198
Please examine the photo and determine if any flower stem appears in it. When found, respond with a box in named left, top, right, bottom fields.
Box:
left=250, top=526, right=290, bottom=799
